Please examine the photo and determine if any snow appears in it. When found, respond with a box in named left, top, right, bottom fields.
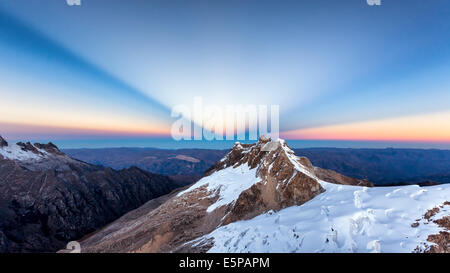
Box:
left=177, top=163, right=259, bottom=213
left=176, top=138, right=317, bottom=213
left=176, top=138, right=450, bottom=253
left=200, top=181, right=450, bottom=253
left=0, top=143, right=47, bottom=161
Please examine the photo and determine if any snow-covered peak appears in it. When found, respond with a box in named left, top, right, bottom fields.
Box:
left=213, top=137, right=311, bottom=174
left=0, top=136, right=64, bottom=162
left=0, top=142, right=48, bottom=161
left=177, top=137, right=325, bottom=220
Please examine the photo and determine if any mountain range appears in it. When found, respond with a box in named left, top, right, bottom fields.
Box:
left=64, top=146, right=450, bottom=186
left=0, top=136, right=180, bottom=252
left=1, top=135, right=449, bottom=253
left=71, top=137, right=450, bottom=253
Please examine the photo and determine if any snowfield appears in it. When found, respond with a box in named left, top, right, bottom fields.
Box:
left=177, top=163, right=259, bottom=213
left=201, top=181, right=450, bottom=253
left=176, top=139, right=450, bottom=253
left=177, top=139, right=315, bottom=213
left=0, top=143, right=47, bottom=161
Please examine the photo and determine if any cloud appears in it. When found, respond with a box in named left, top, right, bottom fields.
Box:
left=282, top=111, right=450, bottom=142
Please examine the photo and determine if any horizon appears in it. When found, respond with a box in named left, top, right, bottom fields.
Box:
left=1, top=0, right=449, bottom=148
left=2, top=135, right=450, bottom=150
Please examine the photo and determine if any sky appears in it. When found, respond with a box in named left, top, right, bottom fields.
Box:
left=0, top=0, right=449, bottom=149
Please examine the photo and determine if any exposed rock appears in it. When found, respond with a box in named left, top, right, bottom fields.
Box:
left=16, top=141, right=44, bottom=155
left=221, top=139, right=324, bottom=225
left=0, top=136, right=7, bottom=148
left=425, top=203, right=450, bottom=253
left=314, top=167, right=374, bottom=187
left=34, top=142, right=64, bottom=155
left=427, top=231, right=450, bottom=253
left=75, top=184, right=222, bottom=253
left=297, top=156, right=315, bottom=172
left=424, top=207, right=440, bottom=220
left=0, top=137, right=179, bottom=253
left=414, top=201, right=450, bottom=253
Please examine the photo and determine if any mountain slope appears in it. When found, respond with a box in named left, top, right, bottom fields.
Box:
left=196, top=182, right=450, bottom=253
left=63, top=147, right=228, bottom=185
left=0, top=136, right=179, bottom=253
left=78, top=137, right=372, bottom=253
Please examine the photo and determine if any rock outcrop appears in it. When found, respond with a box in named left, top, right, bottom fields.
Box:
left=219, top=139, right=325, bottom=225
left=0, top=136, right=7, bottom=148
left=414, top=201, right=450, bottom=253
left=314, top=167, right=374, bottom=187
left=0, top=136, right=179, bottom=253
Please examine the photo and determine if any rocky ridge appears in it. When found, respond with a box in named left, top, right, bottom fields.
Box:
left=0, top=135, right=179, bottom=252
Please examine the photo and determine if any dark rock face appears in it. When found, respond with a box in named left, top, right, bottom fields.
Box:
left=0, top=230, right=8, bottom=252
left=414, top=202, right=450, bottom=253
left=0, top=141, right=179, bottom=253
left=34, top=142, right=64, bottom=155
left=17, top=142, right=43, bottom=155
left=0, top=136, right=7, bottom=148
left=314, top=167, right=374, bottom=187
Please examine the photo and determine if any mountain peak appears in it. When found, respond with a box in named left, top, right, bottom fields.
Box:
left=178, top=137, right=325, bottom=227
left=220, top=138, right=324, bottom=224
left=208, top=138, right=306, bottom=176
left=33, top=142, right=64, bottom=155
left=0, top=136, right=65, bottom=162
left=76, top=138, right=377, bottom=253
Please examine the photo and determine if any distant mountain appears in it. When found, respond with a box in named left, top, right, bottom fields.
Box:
left=64, top=146, right=450, bottom=186
left=0, top=136, right=179, bottom=253
left=63, top=148, right=228, bottom=185
left=293, top=148, right=450, bottom=185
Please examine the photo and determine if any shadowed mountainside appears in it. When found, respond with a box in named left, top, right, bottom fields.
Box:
left=0, top=136, right=180, bottom=253
left=63, top=148, right=228, bottom=185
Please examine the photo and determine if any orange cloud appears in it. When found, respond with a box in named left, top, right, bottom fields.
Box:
left=282, top=111, right=450, bottom=142
left=0, top=120, right=170, bottom=138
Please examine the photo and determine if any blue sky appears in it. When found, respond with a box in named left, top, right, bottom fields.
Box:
left=0, top=0, right=449, bottom=148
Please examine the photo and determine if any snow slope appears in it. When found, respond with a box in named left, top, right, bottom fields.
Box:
left=176, top=139, right=319, bottom=214
left=177, top=163, right=259, bottom=213
left=199, top=181, right=450, bottom=253
left=0, top=143, right=47, bottom=161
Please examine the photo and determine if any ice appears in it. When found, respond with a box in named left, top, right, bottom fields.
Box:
left=200, top=181, right=450, bottom=253
left=0, top=143, right=47, bottom=161
left=177, top=163, right=259, bottom=213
